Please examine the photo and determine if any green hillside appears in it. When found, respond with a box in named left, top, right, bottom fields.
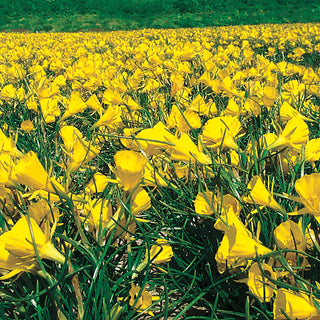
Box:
left=0, top=0, right=320, bottom=31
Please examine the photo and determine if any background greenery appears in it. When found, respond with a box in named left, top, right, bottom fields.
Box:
left=1, top=0, right=320, bottom=32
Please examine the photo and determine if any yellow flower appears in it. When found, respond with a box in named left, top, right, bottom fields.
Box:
left=103, top=89, right=123, bottom=105
left=129, top=283, right=157, bottom=316
left=60, top=125, right=100, bottom=173
left=291, top=47, right=306, bottom=60
left=295, top=173, right=320, bottom=216
left=303, top=67, right=319, bottom=84
left=202, top=116, right=241, bottom=150
left=305, top=138, right=320, bottom=164
left=134, top=122, right=176, bottom=156
left=20, top=119, right=34, bottom=133
left=92, top=105, right=122, bottom=128
left=0, top=185, right=16, bottom=215
left=215, top=224, right=271, bottom=270
left=61, top=92, right=87, bottom=121
left=222, top=97, right=243, bottom=117
left=136, top=239, right=173, bottom=273
left=187, top=94, right=217, bottom=116
left=143, top=161, right=169, bottom=188
left=213, top=194, right=242, bottom=232
left=28, top=199, right=60, bottom=225
left=267, top=47, right=276, bottom=57
left=59, top=125, right=83, bottom=153
left=169, top=132, right=211, bottom=165
left=166, top=105, right=201, bottom=132
left=67, top=137, right=100, bottom=173
left=84, top=198, right=113, bottom=233
left=0, top=128, right=23, bottom=157
left=280, top=101, right=310, bottom=122
left=243, top=98, right=261, bottom=116
left=86, top=94, right=103, bottom=114
left=120, top=128, right=140, bottom=150
left=114, top=150, right=147, bottom=191
left=274, top=220, right=306, bottom=251
left=242, top=175, right=284, bottom=212
left=0, top=216, right=65, bottom=264
left=39, top=97, right=61, bottom=123
left=147, top=239, right=173, bottom=264
left=259, top=132, right=278, bottom=149
left=85, top=172, right=116, bottom=194
left=194, top=191, right=214, bottom=215
left=273, top=220, right=308, bottom=268
left=262, top=85, right=279, bottom=109
left=267, top=117, right=309, bottom=152
left=273, top=289, right=320, bottom=320
left=281, top=80, right=305, bottom=104
left=131, top=187, right=151, bottom=215
left=10, top=151, right=65, bottom=195
left=170, top=72, right=184, bottom=97
left=247, top=262, right=276, bottom=303
left=0, top=239, right=37, bottom=280
left=1, top=84, right=17, bottom=100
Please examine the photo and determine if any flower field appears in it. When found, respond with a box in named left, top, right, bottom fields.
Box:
left=1, top=23, right=320, bottom=319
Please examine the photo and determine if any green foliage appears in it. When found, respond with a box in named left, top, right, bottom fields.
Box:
left=1, top=0, right=320, bottom=31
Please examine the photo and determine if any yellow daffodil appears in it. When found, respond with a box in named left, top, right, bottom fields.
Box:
left=85, top=172, right=116, bottom=194
left=61, top=91, right=87, bottom=121
left=187, top=94, right=217, bottom=116
left=273, top=289, right=320, bottom=320
left=131, top=187, right=151, bottom=215
left=20, top=119, right=34, bottom=133
left=59, top=125, right=83, bottom=153
left=143, top=160, right=169, bottom=188
left=247, top=262, right=277, bottom=302
left=1, top=84, right=17, bottom=100
left=0, top=239, right=37, bottom=280
left=274, top=219, right=309, bottom=268
left=0, top=216, right=65, bottom=264
left=10, top=151, right=65, bottom=195
left=39, top=97, right=61, bottom=123
left=194, top=191, right=215, bottom=215
left=267, top=117, right=309, bottom=152
left=305, top=138, right=320, bottom=164
left=28, top=199, right=59, bottom=225
left=136, top=238, right=173, bottom=273
left=274, top=220, right=306, bottom=251
left=280, top=101, right=310, bottom=122
left=243, top=98, right=261, bottom=116
left=215, top=224, right=271, bottom=271
left=169, top=132, right=211, bottom=165
left=92, top=105, right=122, bottom=128
left=86, top=94, right=104, bottom=114
left=0, top=185, right=16, bottom=215
left=146, top=239, right=173, bottom=265
left=67, top=137, right=100, bottom=173
left=103, top=89, right=123, bottom=105
left=134, top=122, right=176, bottom=156
left=166, top=105, right=201, bottom=132
left=0, top=128, right=23, bottom=157
left=114, top=150, right=147, bottom=191
left=83, top=198, right=113, bottom=234
left=295, top=173, right=320, bottom=216
left=202, top=116, right=241, bottom=151
left=262, top=85, right=279, bottom=109
left=129, top=283, right=158, bottom=316
left=222, top=97, right=243, bottom=117
left=242, top=175, right=284, bottom=212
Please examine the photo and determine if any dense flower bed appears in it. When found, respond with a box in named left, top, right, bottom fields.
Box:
left=1, top=23, right=320, bottom=319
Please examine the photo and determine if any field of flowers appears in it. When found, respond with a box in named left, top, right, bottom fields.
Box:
left=1, top=23, right=320, bottom=319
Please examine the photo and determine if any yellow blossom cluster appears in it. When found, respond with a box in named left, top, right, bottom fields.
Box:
left=1, top=23, right=320, bottom=318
